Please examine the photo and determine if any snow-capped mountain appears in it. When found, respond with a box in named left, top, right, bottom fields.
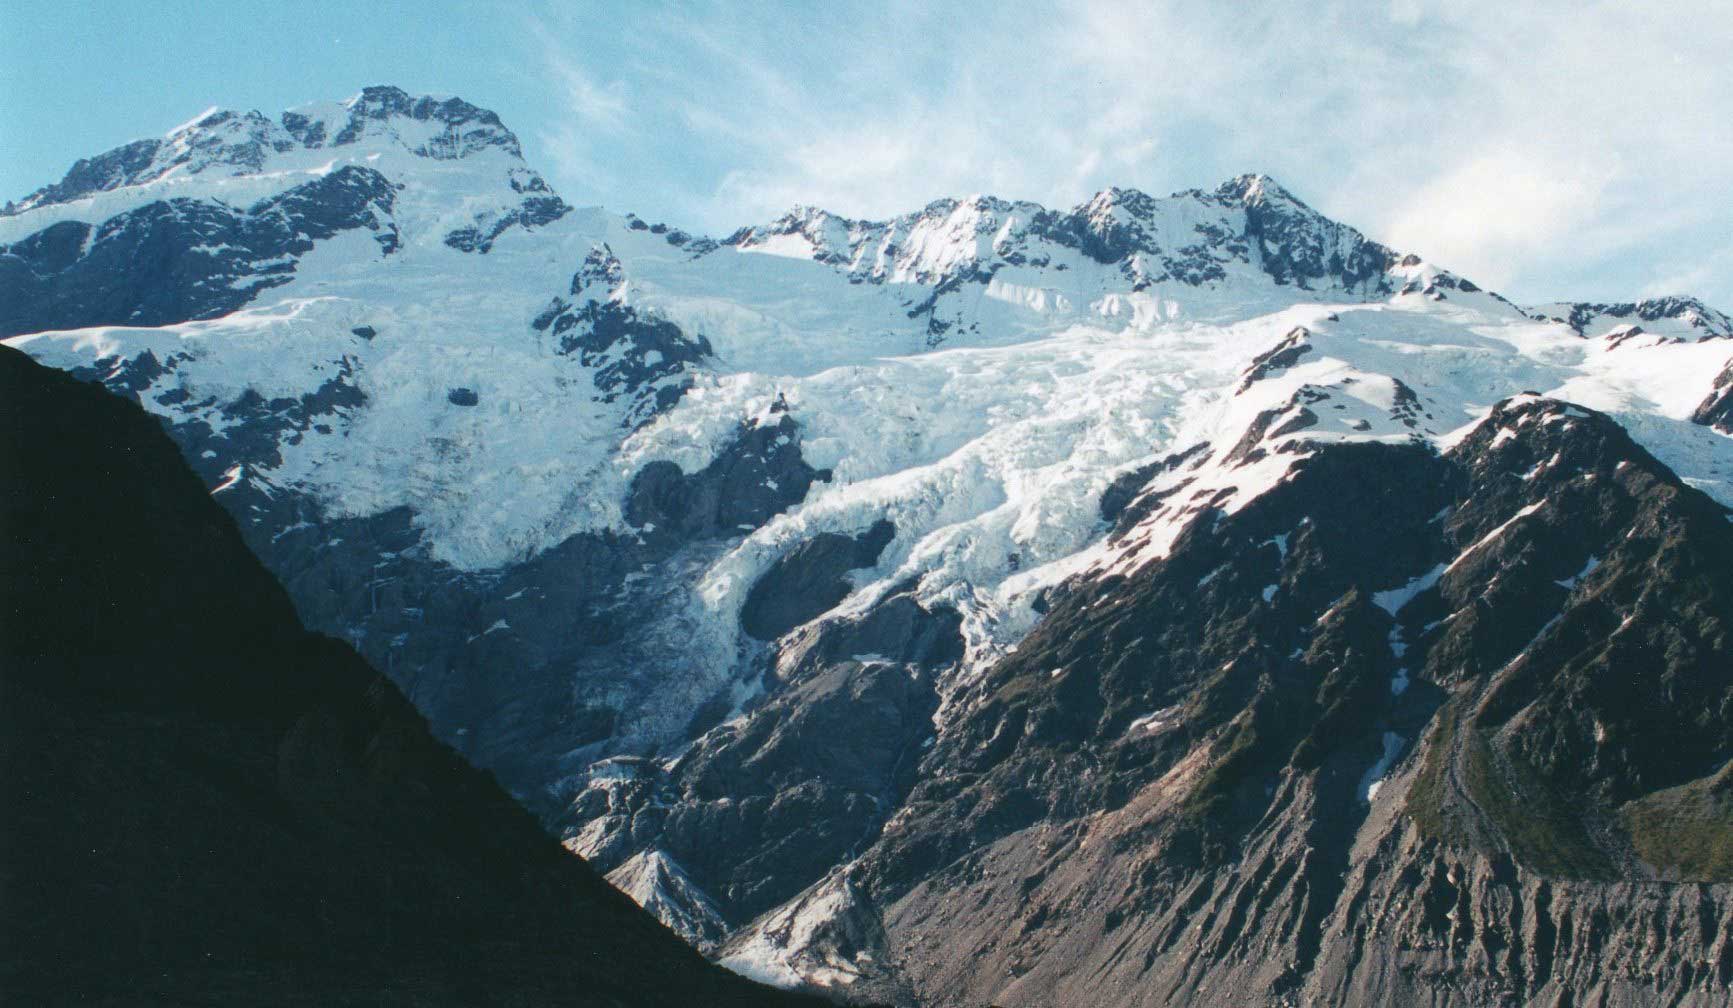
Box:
left=0, top=86, right=563, bottom=337
left=7, top=88, right=1733, bottom=1007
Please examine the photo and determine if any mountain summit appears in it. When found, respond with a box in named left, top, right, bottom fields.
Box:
left=7, top=85, right=539, bottom=214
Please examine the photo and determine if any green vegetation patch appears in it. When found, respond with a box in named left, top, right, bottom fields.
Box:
left=1621, top=762, right=1733, bottom=881
left=1464, top=732, right=1614, bottom=880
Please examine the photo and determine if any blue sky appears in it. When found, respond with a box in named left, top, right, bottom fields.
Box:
left=5, top=0, right=1732, bottom=307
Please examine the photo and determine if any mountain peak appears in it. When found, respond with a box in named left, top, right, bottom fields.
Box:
left=1078, top=185, right=1157, bottom=218
left=721, top=174, right=1419, bottom=299
left=325, top=84, right=520, bottom=155
left=276, top=84, right=522, bottom=161
left=1214, top=171, right=1299, bottom=206
left=8, top=86, right=528, bottom=215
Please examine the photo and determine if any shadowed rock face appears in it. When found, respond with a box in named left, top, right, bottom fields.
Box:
left=756, top=397, right=1733, bottom=1008
left=0, top=345, right=836, bottom=1008
left=574, top=583, right=964, bottom=930
left=45, top=303, right=832, bottom=827
left=534, top=244, right=716, bottom=425
left=193, top=401, right=830, bottom=808
left=0, top=165, right=401, bottom=338
left=1530, top=296, right=1733, bottom=341
left=444, top=192, right=569, bottom=253
left=1694, top=357, right=1733, bottom=434
left=741, top=520, right=897, bottom=641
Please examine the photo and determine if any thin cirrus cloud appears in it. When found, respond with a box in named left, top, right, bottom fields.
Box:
left=527, top=0, right=1732, bottom=306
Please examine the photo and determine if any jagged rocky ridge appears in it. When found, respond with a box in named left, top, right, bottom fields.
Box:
left=720, top=177, right=1411, bottom=342
left=1527, top=296, right=1733, bottom=343
left=1695, top=359, right=1733, bottom=435
left=4, top=87, right=547, bottom=215
left=0, top=86, right=565, bottom=338
left=0, top=345, right=832, bottom=1007
left=7, top=88, right=1733, bottom=1007
left=750, top=394, right=1733, bottom=1006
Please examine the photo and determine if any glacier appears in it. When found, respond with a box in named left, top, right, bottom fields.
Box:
left=7, top=88, right=1733, bottom=989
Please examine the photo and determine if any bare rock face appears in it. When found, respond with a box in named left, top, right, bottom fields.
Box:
left=770, top=396, right=1733, bottom=1008
left=574, top=581, right=965, bottom=927
left=741, top=521, right=897, bottom=641
left=1693, top=357, right=1733, bottom=435
left=0, top=166, right=401, bottom=338
left=1308, top=831, right=1733, bottom=1008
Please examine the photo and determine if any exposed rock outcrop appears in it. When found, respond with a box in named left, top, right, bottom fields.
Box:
left=787, top=397, right=1733, bottom=1007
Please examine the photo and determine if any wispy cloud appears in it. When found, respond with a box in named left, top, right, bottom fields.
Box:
left=524, top=0, right=1733, bottom=306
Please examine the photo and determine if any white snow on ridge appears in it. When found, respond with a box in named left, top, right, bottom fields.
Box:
left=1, top=89, right=541, bottom=250
left=13, top=170, right=1733, bottom=637
left=166, top=105, right=224, bottom=137
left=8, top=94, right=1733, bottom=757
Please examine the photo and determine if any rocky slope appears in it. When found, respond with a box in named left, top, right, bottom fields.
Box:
left=0, top=344, right=829, bottom=1007
left=7, top=87, right=1733, bottom=1006
left=750, top=394, right=1733, bottom=1006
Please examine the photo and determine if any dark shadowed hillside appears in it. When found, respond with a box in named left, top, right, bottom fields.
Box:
left=0, top=344, right=829, bottom=1007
